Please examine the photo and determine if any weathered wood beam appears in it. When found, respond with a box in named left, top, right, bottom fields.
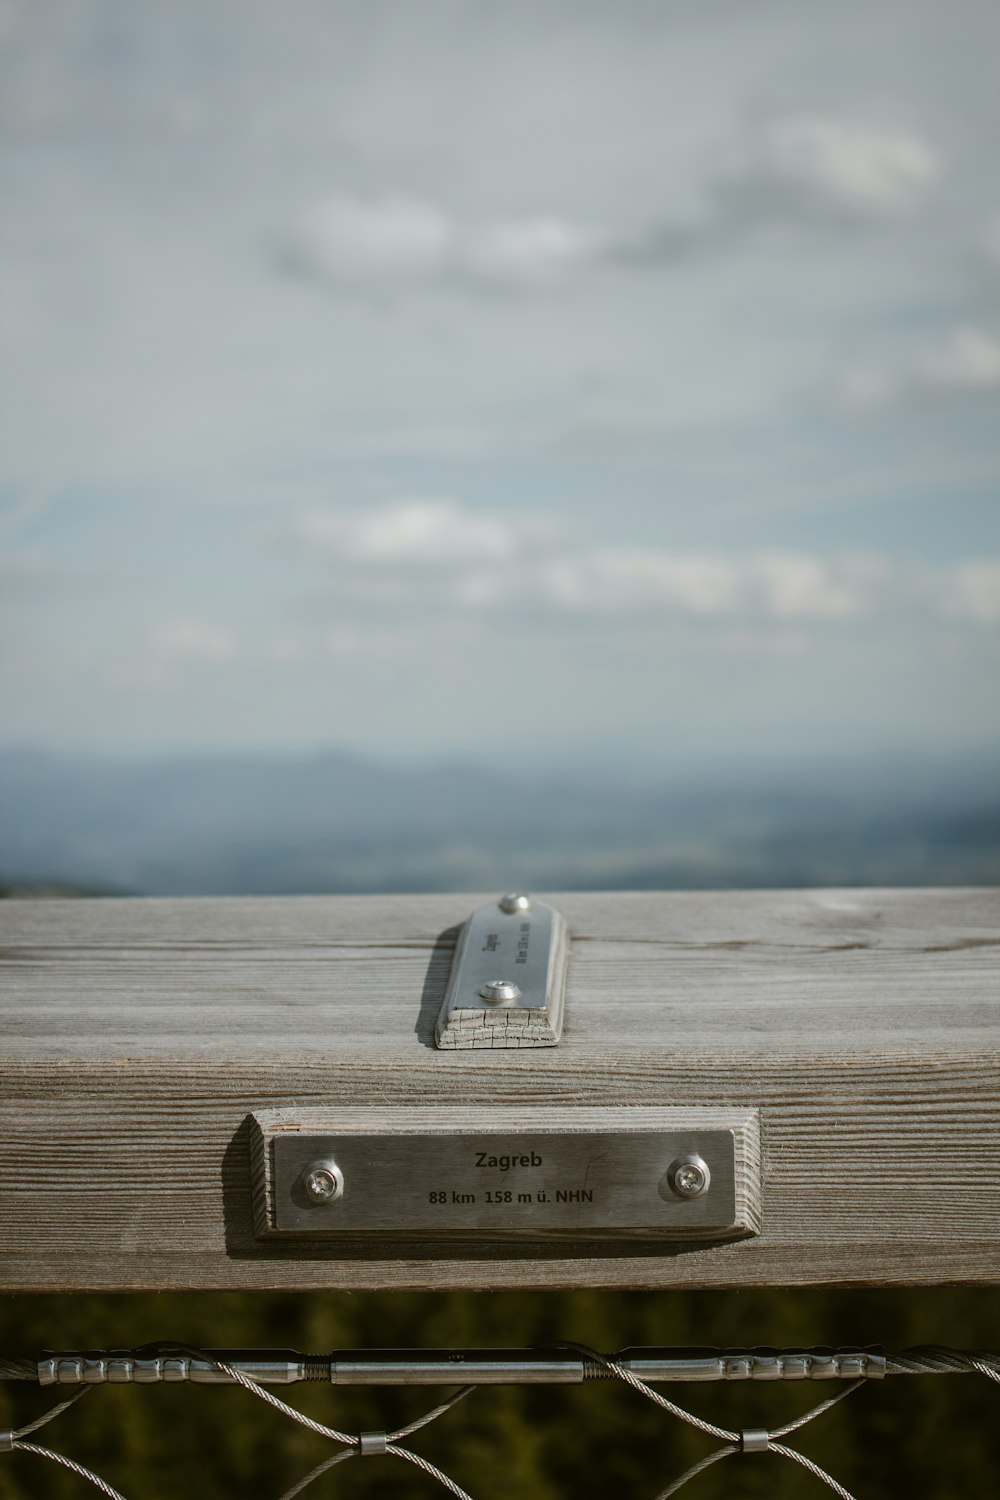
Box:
left=0, top=889, right=997, bottom=1290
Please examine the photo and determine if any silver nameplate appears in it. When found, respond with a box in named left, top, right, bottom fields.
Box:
left=435, top=894, right=568, bottom=1049
left=252, top=1108, right=760, bottom=1243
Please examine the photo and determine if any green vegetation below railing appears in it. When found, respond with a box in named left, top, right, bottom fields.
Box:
left=2, top=1285, right=998, bottom=1499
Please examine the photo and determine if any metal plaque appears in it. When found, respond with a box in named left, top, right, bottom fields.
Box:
left=253, top=1109, right=760, bottom=1242
left=435, top=894, right=567, bottom=1049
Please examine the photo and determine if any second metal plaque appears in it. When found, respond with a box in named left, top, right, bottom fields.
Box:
left=435, top=894, right=568, bottom=1049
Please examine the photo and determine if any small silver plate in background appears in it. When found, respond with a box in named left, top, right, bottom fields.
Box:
left=435, top=894, right=567, bottom=1049
left=251, top=1107, right=761, bottom=1243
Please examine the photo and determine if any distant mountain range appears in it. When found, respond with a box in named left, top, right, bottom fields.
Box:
left=1, top=745, right=998, bottom=895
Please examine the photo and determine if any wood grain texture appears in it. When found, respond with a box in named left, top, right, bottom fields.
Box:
left=0, top=888, right=998, bottom=1290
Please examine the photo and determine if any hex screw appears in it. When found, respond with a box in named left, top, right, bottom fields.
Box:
left=668, top=1155, right=711, bottom=1199
left=498, top=893, right=532, bottom=914
left=479, top=979, right=522, bottom=1004
left=302, top=1161, right=344, bottom=1204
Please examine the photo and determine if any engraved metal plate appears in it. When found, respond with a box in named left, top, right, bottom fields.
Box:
left=252, top=1108, right=760, bottom=1243
left=435, top=894, right=567, bottom=1050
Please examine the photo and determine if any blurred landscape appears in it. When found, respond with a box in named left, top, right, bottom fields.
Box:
left=1, top=744, right=998, bottom=897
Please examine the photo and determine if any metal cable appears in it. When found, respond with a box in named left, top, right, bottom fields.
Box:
left=568, top=1345, right=868, bottom=1500
left=3, top=1340, right=999, bottom=1499
left=13, top=1442, right=129, bottom=1500
left=165, top=1344, right=477, bottom=1500
left=553, top=1344, right=735, bottom=1441
left=0, top=1387, right=130, bottom=1499
left=199, top=1358, right=357, bottom=1446
left=388, top=1386, right=475, bottom=1442
left=276, top=1448, right=354, bottom=1500
left=276, top=1442, right=476, bottom=1500
left=646, top=1425, right=862, bottom=1500
left=970, top=1357, right=1000, bottom=1387
left=885, top=1346, right=969, bottom=1375
left=600, top=1359, right=737, bottom=1440
left=23, top=1343, right=1000, bottom=1386
left=9, top=1386, right=89, bottom=1437
left=383, top=1445, right=475, bottom=1500
left=770, top=1441, right=859, bottom=1500
left=650, top=1445, right=736, bottom=1500
left=769, top=1380, right=865, bottom=1439
left=885, top=1346, right=1000, bottom=1380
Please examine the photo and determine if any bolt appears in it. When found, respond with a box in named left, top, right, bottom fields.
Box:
left=498, top=893, right=532, bottom=914
left=479, top=978, right=522, bottom=1004
left=666, top=1154, right=710, bottom=1199
left=302, top=1161, right=344, bottom=1205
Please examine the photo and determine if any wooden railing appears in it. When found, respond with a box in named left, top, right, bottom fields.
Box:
left=1, top=887, right=997, bottom=1292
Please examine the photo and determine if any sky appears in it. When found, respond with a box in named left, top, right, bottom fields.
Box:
left=1, top=0, right=999, bottom=769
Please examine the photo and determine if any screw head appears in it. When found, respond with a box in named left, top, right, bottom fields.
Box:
left=498, top=893, right=532, bottom=915
left=302, top=1161, right=344, bottom=1204
left=479, top=978, right=522, bottom=1004
left=665, top=1154, right=710, bottom=1200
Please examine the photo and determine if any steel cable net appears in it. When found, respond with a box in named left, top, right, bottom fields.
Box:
left=1, top=1344, right=998, bottom=1499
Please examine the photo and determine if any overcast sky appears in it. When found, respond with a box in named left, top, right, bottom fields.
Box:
left=1, top=0, right=998, bottom=768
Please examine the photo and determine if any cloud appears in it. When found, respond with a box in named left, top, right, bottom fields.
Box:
left=752, top=553, right=876, bottom=619
left=538, top=550, right=742, bottom=615
left=943, top=563, right=1000, bottom=623
left=0, top=489, right=53, bottom=543
left=985, top=213, right=1000, bottom=266
left=839, top=366, right=899, bottom=411
left=274, top=497, right=559, bottom=566
left=842, top=325, right=1000, bottom=411
left=625, top=115, right=943, bottom=269
left=460, top=217, right=607, bottom=288
left=529, top=549, right=876, bottom=620
left=149, top=619, right=237, bottom=664
left=918, top=326, right=1000, bottom=391
left=276, top=113, right=942, bottom=300
left=282, top=197, right=453, bottom=285
left=280, top=195, right=609, bottom=291
left=726, top=117, right=940, bottom=220
left=461, top=548, right=1000, bottom=628
left=324, top=624, right=417, bottom=660
left=276, top=498, right=997, bottom=630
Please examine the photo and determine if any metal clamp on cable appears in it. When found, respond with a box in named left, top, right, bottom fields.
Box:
left=740, top=1428, right=771, bottom=1452
left=0, top=1430, right=13, bottom=1454
left=358, top=1430, right=389, bottom=1456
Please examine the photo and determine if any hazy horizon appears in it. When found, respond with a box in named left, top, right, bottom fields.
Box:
left=3, top=740, right=997, bottom=897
